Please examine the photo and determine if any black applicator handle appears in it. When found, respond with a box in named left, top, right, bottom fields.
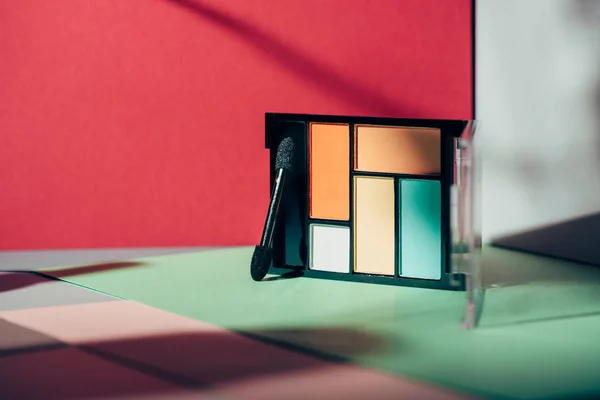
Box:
left=259, top=168, right=286, bottom=248
left=250, top=137, right=295, bottom=281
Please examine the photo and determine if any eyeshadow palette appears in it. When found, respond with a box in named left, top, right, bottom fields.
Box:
left=265, top=113, right=476, bottom=291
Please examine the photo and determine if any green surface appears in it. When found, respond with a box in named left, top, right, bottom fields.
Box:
left=40, top=247, right=600, bottom=400
left=400, top=179, right=441, bottom=280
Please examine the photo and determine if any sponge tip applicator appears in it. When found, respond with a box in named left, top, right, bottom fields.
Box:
left=250, top=245, right=273, bottom=281
left=275, top=137, right=295, bottom=171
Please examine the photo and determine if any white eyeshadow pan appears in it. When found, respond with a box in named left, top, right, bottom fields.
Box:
left=309, top=224, right=350, bottom=273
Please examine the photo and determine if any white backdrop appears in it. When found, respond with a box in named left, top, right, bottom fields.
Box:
left=477, top=0, right=600, bottom=245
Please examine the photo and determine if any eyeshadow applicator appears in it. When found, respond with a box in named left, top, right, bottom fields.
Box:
left=250, top=137, right=295, bottom=281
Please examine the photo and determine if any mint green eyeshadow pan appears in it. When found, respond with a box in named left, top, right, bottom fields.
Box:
left=399, top=179, right=442, bottom=280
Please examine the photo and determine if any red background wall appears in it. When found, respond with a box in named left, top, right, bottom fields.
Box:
left=0, top=0, right=472, bottom=250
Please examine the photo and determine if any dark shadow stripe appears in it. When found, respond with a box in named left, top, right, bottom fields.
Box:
left=235, top=330, right=350, bottom=364
left=0, top=343, right=68, bottom=358
left=77, top=345, right=207, bottom=389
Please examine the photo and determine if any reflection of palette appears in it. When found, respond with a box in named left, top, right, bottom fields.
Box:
left=266, top=113, right=469, bottom=290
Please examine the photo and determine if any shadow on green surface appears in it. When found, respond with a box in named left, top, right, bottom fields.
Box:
left=481, top=309, right=600, bottom=329
left=546, top=392, right=600, bottom=400
left=481, top=247, right=600, bottom=289
left=263, top=270, right=304, bottom=282
left=477, top=247, right=600, bottom=328
left=242, top=326, right=388, bottom=362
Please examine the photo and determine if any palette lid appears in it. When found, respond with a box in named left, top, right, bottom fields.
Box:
left=265, top=112, right=471, bottom=149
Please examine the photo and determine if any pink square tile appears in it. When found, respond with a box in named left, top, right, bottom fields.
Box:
left=0, top=300, right=220, bottom=343
left=0, top=318, right=62, bottom=354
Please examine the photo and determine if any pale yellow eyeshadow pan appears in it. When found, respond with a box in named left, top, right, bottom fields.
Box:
left=353, top=176, right=395, bottom=275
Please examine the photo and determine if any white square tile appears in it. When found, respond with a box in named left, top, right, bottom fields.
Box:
left=309, top=225, right=350, bottom=273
